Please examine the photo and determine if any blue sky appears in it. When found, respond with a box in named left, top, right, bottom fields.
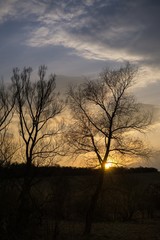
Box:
left=0, top=0, right=160, bottom=103
left=0, top=0, right=160, bottom=87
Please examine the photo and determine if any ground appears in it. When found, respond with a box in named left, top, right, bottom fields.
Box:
left=41, top=219, right=160, bottom=240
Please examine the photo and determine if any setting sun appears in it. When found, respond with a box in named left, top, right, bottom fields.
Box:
left=105, top=161, right=113, bottom=170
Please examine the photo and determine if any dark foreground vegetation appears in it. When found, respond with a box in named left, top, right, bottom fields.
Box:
left=0, top=164, right=158, bottom=177
left=0, top=165, right=160, bottom=240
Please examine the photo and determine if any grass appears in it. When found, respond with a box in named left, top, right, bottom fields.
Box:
left=41, top=219, right=160, bottom=240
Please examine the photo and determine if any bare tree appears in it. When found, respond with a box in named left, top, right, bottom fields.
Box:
left=0, top=128, right=18, bottom=167
left=0, top=80, right=15, bottom=132
left=11, top=65, right=64, bottom=234
left=0, top=80, right=16, bottom=167
left=67, top=63, right=152, bottom=234
left=12, top=65, right=64, bottom=170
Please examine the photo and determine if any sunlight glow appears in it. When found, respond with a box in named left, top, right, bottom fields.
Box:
left=105, top=161, right=113, bottom=170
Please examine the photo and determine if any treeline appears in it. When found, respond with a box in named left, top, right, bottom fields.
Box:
left=0, top=163, right=158, bottom=178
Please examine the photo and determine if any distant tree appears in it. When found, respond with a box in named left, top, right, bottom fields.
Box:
left=0, top=79, right=17, bottom=168
left=67, top=62, right=152, bottom=234
left=0, top=80, right=15, bottom=131
left=0, top=129, right=17, bottom=167
left=11, top=65, right=64, bottom=235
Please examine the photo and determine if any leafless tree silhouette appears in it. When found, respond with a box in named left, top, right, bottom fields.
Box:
left=12, top=65, right=64, bottom=169
left=11, top=65, right=64, bottom=235
left=0, top=129, right=17, bottom=167
left=0, top=80, right=15, bottom=132
left=67, top=62, right=152, bottom=234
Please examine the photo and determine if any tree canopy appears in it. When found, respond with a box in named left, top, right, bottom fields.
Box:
left=67, top=63, right=151, bottom=169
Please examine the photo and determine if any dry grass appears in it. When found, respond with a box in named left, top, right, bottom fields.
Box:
left=91, top=220, right=160, bottom=240
left=41, top=219, right=160, bottom=240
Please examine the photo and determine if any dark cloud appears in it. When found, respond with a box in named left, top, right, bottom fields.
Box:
left=1, top=0, right=160, bottom=66
left=31, top=0, right=160, bottom=67
left=1, top=0, right=160, bottom=79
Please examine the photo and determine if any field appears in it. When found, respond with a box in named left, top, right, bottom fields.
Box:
left=41, top=219, right=160, bottom=240
left=0, top=167, right=160, bottom=239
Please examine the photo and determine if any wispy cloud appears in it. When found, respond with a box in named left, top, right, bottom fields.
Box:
left=24, top=0, right=144, bottom=62
left=24, top=1, right=160, bottom=65
left=0, top=0, right=46, bottom=23
left=0, top=0, right=18, bottom=23
left=27, top=26, right=143, bottom=62
left=1, top=0, right=160, bottom=84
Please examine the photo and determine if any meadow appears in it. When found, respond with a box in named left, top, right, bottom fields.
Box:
left=0, top=166, right=160, bottom=239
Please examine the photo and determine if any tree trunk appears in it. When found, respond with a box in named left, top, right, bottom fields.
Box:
left=16, top=161, right=32, bottom=238
left=84, top=168, right=105, bottom=235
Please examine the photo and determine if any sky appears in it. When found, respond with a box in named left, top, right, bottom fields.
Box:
left=0, top=0, right=160, bottom=168
left=0, top=1, right=160, bottom=85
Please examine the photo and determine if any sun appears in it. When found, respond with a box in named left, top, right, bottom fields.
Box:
left=105, top=161, right=113, bottom=170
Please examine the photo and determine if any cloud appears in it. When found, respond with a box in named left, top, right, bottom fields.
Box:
left=25, top=0, right=145, bottom=62
left=0, top=0, right=46, bottom=23
left=1, top=0, right=160, bottom=85
left=27, top=26, right=143, bottom=62
left=25, top=1, right=160, bottom=64
left=134, top=80, right=160, bottom=105
left=0, top=0, right=18, bottom=23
